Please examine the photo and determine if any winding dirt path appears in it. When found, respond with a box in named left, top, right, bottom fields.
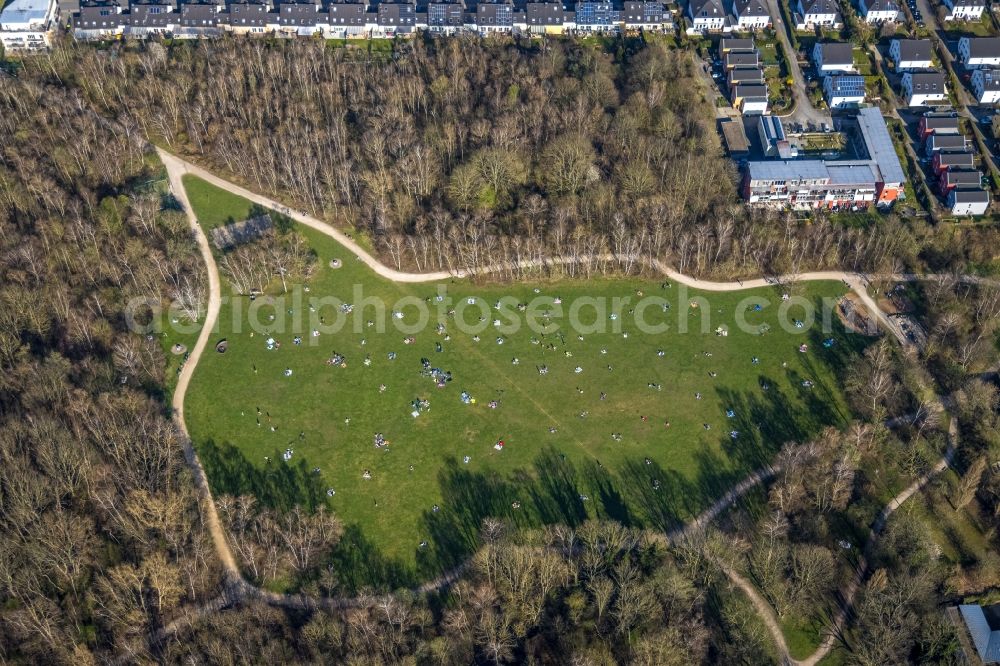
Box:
left=158, top=148, right=970, bottom=658
left=722, top=417, right=957, bottom=666
left=163, top=151, right=238, bottom=578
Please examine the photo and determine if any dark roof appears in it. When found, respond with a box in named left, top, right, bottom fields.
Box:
left=622, top=1, right=663, bottom=23
left=922, top=113, right=960, bottom=131
left=734, top=0, right=767, bottom=16
left=328, top=1, right=365, bottom=24
left=279, top=2, right=320, bottom=25
left=720, top=37, right=755, bottom=52
left=729, top=66, right=765, bottom=82
left=907, top=71, right=946, bottom=94
left=179, top=2, right=221, bottom=25
left=726, top=51, right=759, bottom=67
left=426, top=2, right=462, bottom=24
left=526, top=2, right=563, bottom=24
left=378, top=1, right=415, bottom=25
left=937, top=150, right=975, bottom=167
left=944, top=169, right=983, bottom=185
left=985, top=605, right=1000, bottom=631
left=928, top=134, right=969, bottom=150
left=801, top=0, right=838, bottom=14
left=965, top=37, right=1000, bottom=59
left=951, top=187, right=990, bottom=202
left=75, top=2, right=125, bottom=28
left=690, top=0, right=725, bottom=18
left=732, top=82, right=768, bottom=99
left=128, top=4, right=175, bottom=26
left=226, top=2, right=268, bottom=25
left=816, top=42, right=853, bottom=64
left=894, top=39, right=932, bottom=62
left=864, top=0, right=899, bottom=11
left=477, top=1, right=513, bottom=25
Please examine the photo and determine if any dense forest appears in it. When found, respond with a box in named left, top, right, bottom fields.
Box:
left=0, top=35, right=998, bottom=664
left=0, top=68, right=219, bottom=661
left=62, top=35, right=1000, bottom=279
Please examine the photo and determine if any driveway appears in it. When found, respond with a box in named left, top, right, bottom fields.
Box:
left=765, top=0, right=832, bottom=127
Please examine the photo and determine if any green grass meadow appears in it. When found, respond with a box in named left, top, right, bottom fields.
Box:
left=176, top=176, right=868, bottom=590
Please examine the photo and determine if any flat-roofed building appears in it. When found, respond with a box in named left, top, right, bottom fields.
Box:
left=958, top=605, right=1000, bottom=662
left=0, top=0, right=57, bottom=49
left=721, top=118, right=750, bottom=157
left=742, top=107, right=905, bottom=208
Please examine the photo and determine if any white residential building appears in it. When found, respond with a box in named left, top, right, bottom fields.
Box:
left=858, top=0, right=899, bottom=23
left=959, top=37, right=1000, bottom=68
left=813, top=42, right=856, bottom=73
left=941, top=0, right=984, bottom=21
left=972, top=69, right=1000, bottom=103
left=824, top=75, right=866, bottom=107
left=795, top=0, right=841, bottom=29
left=732, top=0, right=770, bottom=29
left=948, top=187, right=990, bottom=215
left=688, top=0, right=728, bottom=32
left=901, top=71, right=948, bottom=106
left=889, top=39, right=933, bottom=70
left=0, top=0, right=57, bottom=49
left=732, top=82, right=769, bottom=114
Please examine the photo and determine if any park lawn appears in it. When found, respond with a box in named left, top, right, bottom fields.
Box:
left=911, top=468, right=991, bottom=566
left=179, top=176, right=867, bottom=588
left=781, top=614, right=825, bottom=660
left=181, top=174, right=264, bottom=231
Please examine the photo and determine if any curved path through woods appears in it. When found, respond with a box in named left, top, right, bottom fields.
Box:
left=723, top=419, right=956, bottom=666
left=159, top=148, right=965, bottom=657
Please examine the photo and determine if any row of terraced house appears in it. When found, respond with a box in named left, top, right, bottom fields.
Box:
left=2, top=0, right=675, bottom=45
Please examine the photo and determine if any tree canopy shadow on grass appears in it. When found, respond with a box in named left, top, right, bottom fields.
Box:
left=199, top=439, right=328, bottom=512
left=199, top=337, right=864, bottom=592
